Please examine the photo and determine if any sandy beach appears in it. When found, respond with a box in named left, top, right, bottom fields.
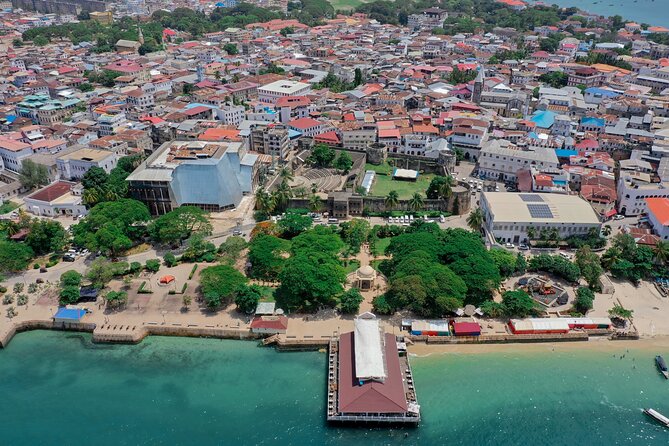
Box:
left=408, top=336, right=669, bottom=356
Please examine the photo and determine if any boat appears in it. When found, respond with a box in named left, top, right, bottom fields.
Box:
left=644, top=408, right=669, bottom=427
left=656, top=356, right=669, bottom=379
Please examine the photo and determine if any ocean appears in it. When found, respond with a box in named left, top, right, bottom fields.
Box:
left=1, top=331, right=669, bottom=445
left=535, top=0, right=669, bottom=27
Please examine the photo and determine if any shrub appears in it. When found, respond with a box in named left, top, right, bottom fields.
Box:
left=60, top=270, right=82, bottom=288
left=2, top=294, right=14, bottom=305
left=0, top=286, right=6, bottom=294
left=27, top=283, right=38, bottom=294
left=33, top=263, right=40, bottom=269
left=145, top=259, right=161, bottom=273
left=13, top=283, right=24, bottom=294
left=574, top=287, right=595, bottom=314
left=168, top=290, right=176, bottom=295
left=163, top=252, right=177, bottom=267
left=129, top=261, right=142, bottom=273
left=17, top=295, right=28, bottom=305
left=59, top=286, right=80, bottom=305
left=137, top=281, right=152, bottom=294
left=339, top=288, right=363, bottom=314
left=372, top=295, right=393, bottom=315
left=181, top=283, right=188, bottom=294
left=182, top=295, right=192, bottom=309
left=188, top=264, right=198, bottom=280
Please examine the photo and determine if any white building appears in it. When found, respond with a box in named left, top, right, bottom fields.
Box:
left=24, top=181, right=87, bottom=217
left=57, top=148, right=118, bottom=180
left=618, top=171, right=669, bottom=216
left=645, top=197, right=669, bottom=240
left=258, top=80, right=311, bottom=103
left=480, top=192, right=601, bottom=244
left=0, top=137, right=32, bottom=172
left=478, top=139, right=559, bottom=182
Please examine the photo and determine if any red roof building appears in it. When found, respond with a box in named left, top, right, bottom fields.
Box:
left=250, top=316, right=288, bottom=334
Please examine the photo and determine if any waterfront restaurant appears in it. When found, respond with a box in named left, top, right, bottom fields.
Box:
left=327, top=312, right=420, bottom=424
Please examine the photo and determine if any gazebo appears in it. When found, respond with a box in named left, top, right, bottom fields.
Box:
left=354, top=265, right=377, bottom=291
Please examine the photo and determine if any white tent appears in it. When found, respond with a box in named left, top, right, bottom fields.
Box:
left=354, top=313, right=387, bottom=381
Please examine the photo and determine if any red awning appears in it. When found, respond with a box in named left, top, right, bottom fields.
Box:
left=604, top=209, right=617, bottom=218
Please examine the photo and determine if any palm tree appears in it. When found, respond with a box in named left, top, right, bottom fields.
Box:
left=254, top=188, right=274, bottom=214
left=601, top=247, right=621, bottom=270
left=0, top=220, right=19, bottom=236
left=83, top=188, right=100, bottom=207
left=384, top=190, right=399, bottom=210
left=467, top=207, right=484, bottom=232
left=272, top=180, right=293, bottom=212
left=408, top=192, right=424, bottom=212
left=310, top=183, right=318, bottom=194
left=438, top=176, right=455, bottom=200
left=601, top=224, right=612, bottom=237
left=279, top=167, right=294, bottom=184
left=653, top=240, right=669, bottom=265
left=526, top=226, right=537, bottom=241
left=308, top=194, right=322, bottom=213
left=104, top=189, right=120, bottom=202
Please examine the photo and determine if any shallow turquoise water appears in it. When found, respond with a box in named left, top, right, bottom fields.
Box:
left=537, top=0, right=668, bottom=26
left=2, top=331, right=669, bottom=445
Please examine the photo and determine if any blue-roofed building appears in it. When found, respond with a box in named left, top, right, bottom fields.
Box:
left=54, top=307, right=87, bottom=323
left=555, top=149, right=578, bottom=159
left=579, top=117, right=606, bottom=133
left=530, top=110, right=556, bottom=129
left=127, top=140, right=259, bottom=215
left=584, top=88, right=621, bottom=104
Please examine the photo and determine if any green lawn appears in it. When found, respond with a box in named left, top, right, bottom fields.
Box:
left=257, top=286, right=276, bottom=302
left=342, top=259, right=361, bottom=274
left=364, top=161, right=393, bottom=175
left=369, top=171, right=435, bottom=200
left=329, top=0, right=367, bottom=10
left=372, top=237, right=392, bottom=256
left=0, top=201, right=19, bottom=215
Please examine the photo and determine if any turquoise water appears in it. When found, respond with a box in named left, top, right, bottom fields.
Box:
left=537, top=0, right=669, bottom=27
left=2, top=332, right=669, bottom=445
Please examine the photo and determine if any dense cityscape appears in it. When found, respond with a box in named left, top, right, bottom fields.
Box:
left=2, top=0, right=669, bottom=442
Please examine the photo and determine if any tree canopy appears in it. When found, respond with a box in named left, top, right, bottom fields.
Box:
left=25, top=219, right=67, bottom=255
left=148, top=206, right=212, bottom=245
left=200, top=264, right=248, bottom=308
left=248, top=234, right=290, bottom=280
left=0, top=241, right=34, bottom=272
left=19, top=159, right=49, bottom=190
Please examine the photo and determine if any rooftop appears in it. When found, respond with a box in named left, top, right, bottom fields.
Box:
left=482, top=192, right=600, bottom=224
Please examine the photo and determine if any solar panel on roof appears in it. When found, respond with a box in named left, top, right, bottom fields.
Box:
left=519, top=194, right=544, bottom=202
left=527, top=204, right=554, bottom=219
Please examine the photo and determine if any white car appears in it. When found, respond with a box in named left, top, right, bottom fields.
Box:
left=505, top=243, right=514, bottom=249
left=614, top=214, right=625, bottom=220
left=439, top=215, right=445, bottom=223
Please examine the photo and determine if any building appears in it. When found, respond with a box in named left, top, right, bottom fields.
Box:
left=645, top=197, right=669, bottom=240
left=480, top=192, right=601, bottom=244
left=258, top=80, right=311, bottom=103
left=57, top=148, right=118, bottom=180
left=249, top=124, right=290, bottom=161
left=478, top=140, right=559, bottom=183
left=617, top=172, right=669, bottom=216
left=15, top=94, right=81, bottom=125
left=250, top=315, right=288, bottom=334
left=126, top=140, right=259, bottom=215
left=327, top=313, right=420, bottom=424
left=23, top=181, right=86, bottom=217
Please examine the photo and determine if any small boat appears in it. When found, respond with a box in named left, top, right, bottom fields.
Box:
left=656, top=356, right=669, bottom=379
left=644, top=408, right=669, bottom=427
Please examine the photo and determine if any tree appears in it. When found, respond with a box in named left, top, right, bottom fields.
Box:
left=384, top=190, right=399, bottom=210
left=480, top=300, right=504, bottom=318
left=148, top=206, right=212, bottom=245
left=78, top=82, right=94, bottom=92
left=85, top=258, right=116, bottom=288
left=248, top=234, right=290, bottom=280
left=467, top=208, right=484, bottom=232
left=219, top=236, right=247, bottom=260
left=0, top=241, right=33, bottom=272
left=182, top=295, right=192, bottom=309
left=255, top=188, right=274, bottom=215
left=609, top=303, right=633, bottom=320
left=163, top=252, right=177, bottom=267
left=575, top=245, right=603, bottom=289
left=308, top=194, right=322, bottom=213
left=653, top=240, right=669, bottom=265
left=234, top=284, right=262, bottom=314
left=574, top=287, right=594, bottom=314
left=26, top=220, right=67, bottom=255
left=181, top=233, right=216, bottom=262
left=339, top=219, right=371, bottom=254
left=279, top=167, right=294, bottom=183
left=339, top=288, right=363, bottom=314
left=528, top=254, right=580, bottom=283
left=223, top=43, right=238, bottom=54
left=501, top=290, right=536, bottom=318
left=60, top=270, right=82, bottom=288
left=271, top=180, right=293, bottom=212
left=82, top=166, right=109, bottom=191
left=19, top=159, right=49, bottom=190
left=426, top=176, right=453, bottom=199
left=200, top=264, right=248, bottom=308
left=59, top=286, right=80, bottom=305
left=516, top=252, right=527, bottom=274
left=105, top=291, right=128, bottom=309
left=308, top=144, right=336, bottom=168
left=279, top=26, right=294, bottom=36
left=489, top=248, right=517, bottom=278
left=538, top=71, right=568, bottom=88
left=33, top=35, right=49, bottom=46
left=408, top=192, right=424, bottom=212
left=334, top=151, right=353, bottom=173
left=278, top=212, right=313, bottom=238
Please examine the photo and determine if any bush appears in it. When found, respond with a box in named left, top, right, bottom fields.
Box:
left=28, top=283, right=38, bottom=294
left=60, top=270, right=82, bottom=288
left=234, top=284, right=263, bottom=314
left=105, top=291, right=128, bottom=309
left=145, top=259, right=161, bottom=273
left=163, top=252, right=177, bottom=267
left=181, top=283, right=188, bottom=294
left=13, top=283, right=24, bottom=294
left=129, top=261, right=142, bottom=273
left=372, top=295, right=393, bottom=315
left=2, top=294, right=14, bottom=305
left=33, top=263, right=40, bottom=269
left=168, top=290, right=176, bottom=295
left=0, top=286, right=6, bottom=294
left=17, top=294, right=28, bottom=305
left=574, top=287, right=594, bottom=314
left=59, top=286, right=80, bottom=305
left=528, top=254, right=581, bottom=283
left=138, top=281, right=152, bottom=294
left=188, top=264, right=198, bottom=280
left=339, top=288, right=364, bottom=314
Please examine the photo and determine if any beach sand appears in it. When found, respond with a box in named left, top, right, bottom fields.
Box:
left=408, top=335, right=669, bottom=356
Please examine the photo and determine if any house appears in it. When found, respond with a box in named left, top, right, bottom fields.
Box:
left=57, top=148, right=118, bottom=180
left=23, top=181, right=87, bottom=217
left=250, top=315, right=288, bottom=334
left=645, top=197, right=669, bottom=240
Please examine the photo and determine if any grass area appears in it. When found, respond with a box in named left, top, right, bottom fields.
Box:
left=328, top=0, right=366, bottom=10
left=342, top=259, right=361, bottom=274
left=370, top=259, right=383, bottom=271
left=373, top=237, right=393, bottom=256
left=369, top=171, right=436, bottom=199
left=0, top=201, right=19, bottom=214
left=124, top=243, right=151, bottom=256
left=257, top=286, right=276, bottom=302
left=365, top=161, right=393, bottom=175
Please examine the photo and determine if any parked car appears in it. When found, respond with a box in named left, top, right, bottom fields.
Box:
left=232, top=229, right=242, bottom=236
left=505, top=242, right=514, bottom=249
left=62, top=254, right=76, bottom=262
left=614, top=214, right=625, bottom=220
left=518, top=244, right=529, bottom=250
left=439, top=215, right=446, bottom=223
